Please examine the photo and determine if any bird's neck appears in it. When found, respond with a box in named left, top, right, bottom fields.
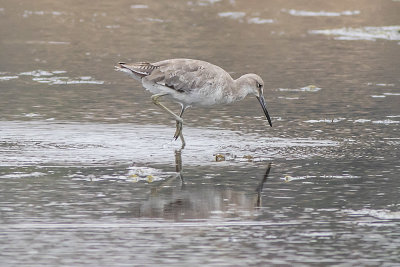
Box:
left=233, top=76, right=251, bottom=101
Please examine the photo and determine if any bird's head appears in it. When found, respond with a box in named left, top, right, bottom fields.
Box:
left=238, top=74, right=272, bottom=127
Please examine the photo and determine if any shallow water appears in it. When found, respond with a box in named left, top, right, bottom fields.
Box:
left=1, top=0, right=399, bottom=266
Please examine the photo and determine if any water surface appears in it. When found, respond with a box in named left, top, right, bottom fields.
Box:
left=0, top=0, right=399, bottom=266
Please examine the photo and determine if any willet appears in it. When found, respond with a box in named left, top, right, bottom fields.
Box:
left=116, top=58, right=272, bottom=148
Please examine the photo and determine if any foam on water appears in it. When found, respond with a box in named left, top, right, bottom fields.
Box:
left=372, top=119, right=400, bottom=125
left=354, top=119, right=371, bottom=123
left=247, top=17, right=274, bottom=24
left=383, top=92, right=400, bottom=96
left=189, top=0, right=222, bottom=6
left=370, top=83, right=395, bottom=87
left=19, top=70, right=54, bottom=77
left=26, top=40, right=70, bottom=45
left=283, top=9, right=360, bottom=17
left=371, top=95, right=386, bottom=98
left=304, top=118, right=346, bottom=123
left=105, top=25, right=120, bottom=29
left=309, top=26, right=400, bottom=42
left=0, top=76, right=18, bottom=81
left=23, top=113, right=42, bottom=118
left=130, top=5, right=148, bottom=9
left=218, top=12, right=246, bottom=20
left=370, top=92, right=400, bottom=98
left=218, top=12, right=274, bottom=25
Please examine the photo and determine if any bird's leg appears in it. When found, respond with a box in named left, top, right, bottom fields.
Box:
left=151, top=93, right=183, bottom=123
left=174, top=105, right=186, bottom=141
left=151, top=93, right=185, bottom=147
left=179, top=133, right=186, bottom=149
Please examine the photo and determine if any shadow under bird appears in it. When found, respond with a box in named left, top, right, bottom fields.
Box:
left=115, top=58, right=272, bottom=148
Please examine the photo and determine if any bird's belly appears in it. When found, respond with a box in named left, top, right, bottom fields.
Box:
left=142, top=80, right=233, bottom=107
left=176, top=89, right=228, bottom=107
left=142, top=80, right=166, bottom=95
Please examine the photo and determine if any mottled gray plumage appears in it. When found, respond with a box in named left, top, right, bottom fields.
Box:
left=116, top=58, right=272, bottom=148
left=150, top=59, right=232, bottom=93
left=117, top=59, right=235, bottom=105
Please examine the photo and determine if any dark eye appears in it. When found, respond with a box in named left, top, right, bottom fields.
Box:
left=257, top=83, right=262, bottom=89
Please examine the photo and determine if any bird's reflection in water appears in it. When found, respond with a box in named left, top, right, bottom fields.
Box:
left=141, top=150, right=272, bottom=220
left=255, top=162, right=272, bottom=208
left=174, top=149, right=184, bottom=187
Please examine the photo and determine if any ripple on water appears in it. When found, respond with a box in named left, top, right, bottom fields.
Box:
left=16, top=70, right=104, bottom=85
left=343, top=209, right=400, bottom=220
left=0, top=121, right=338, bottom=167
left=304, top=118, right=346, bottom=123
left=281, top=174, right=360, bottom=182
left=278, top=85, right=322, bottom=92
left=70, top=165, right=178, bottom=183
left=305, top=117, right=400, bottom=125
left=22, top=10, right=66, bottom=18
left=0, top=172, right=45, bottom=179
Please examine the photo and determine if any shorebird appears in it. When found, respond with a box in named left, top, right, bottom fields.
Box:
left=115, top=58, right=272, bottom=148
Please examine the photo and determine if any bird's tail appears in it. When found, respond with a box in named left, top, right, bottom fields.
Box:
left=115, top=62, right=155, bottom=81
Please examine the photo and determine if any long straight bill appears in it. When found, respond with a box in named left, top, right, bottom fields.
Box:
left=257, top=95, right=272, bottom=127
